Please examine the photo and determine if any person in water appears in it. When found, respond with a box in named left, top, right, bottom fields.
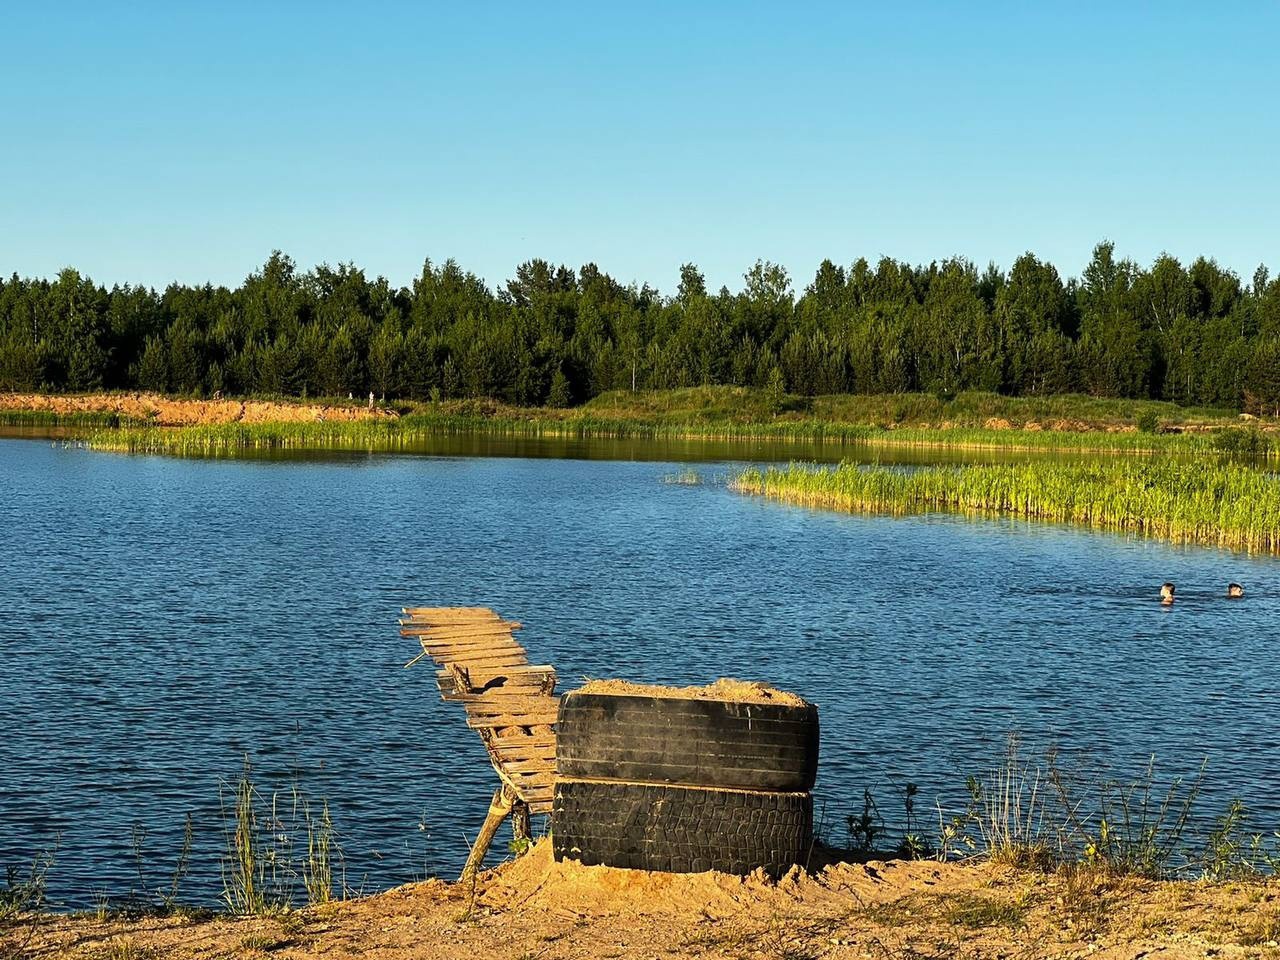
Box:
left=1228, top=582, right=1245, bottom=598
left=1160, top=582, right=1175, bottom=605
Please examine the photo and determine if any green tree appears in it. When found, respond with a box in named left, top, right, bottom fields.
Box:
left=136, top=337, right=169, bottom=392
left=548, top=367, right=572, bottom=407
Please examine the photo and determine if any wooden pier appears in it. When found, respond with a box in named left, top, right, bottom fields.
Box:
left=401, top=606, right=559, bottom=880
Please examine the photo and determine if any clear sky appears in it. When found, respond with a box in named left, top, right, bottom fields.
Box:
left=2, top=2, right=1276, bottom=294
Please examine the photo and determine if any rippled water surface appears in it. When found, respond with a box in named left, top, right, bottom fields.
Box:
left=2, top=436, right=1279, bottom=907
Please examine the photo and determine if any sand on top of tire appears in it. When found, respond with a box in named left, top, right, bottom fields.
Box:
left=573, top=677, right=809, bottom=707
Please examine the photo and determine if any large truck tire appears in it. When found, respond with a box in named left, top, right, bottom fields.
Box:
left=555, top=691, right=819, bottom=792
left=551, top=778, right=812, bottom=877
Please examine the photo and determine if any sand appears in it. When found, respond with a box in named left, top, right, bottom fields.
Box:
left=574, top=678, right=811, bottom=707
left=8, top=839, right=1280, bottom=959
left=0, top=392, right=396, bottom=426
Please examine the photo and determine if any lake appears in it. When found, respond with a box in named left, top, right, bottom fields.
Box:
left=2, top=435, right=1278, bottom=908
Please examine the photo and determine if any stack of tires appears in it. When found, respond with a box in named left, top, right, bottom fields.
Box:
left=552, top=689, right=819, bottom=877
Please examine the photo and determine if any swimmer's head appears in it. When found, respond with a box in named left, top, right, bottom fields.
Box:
left=1160, top=582, right=1176, bottom=604
left=1228, top=582, right=1245, bottom=598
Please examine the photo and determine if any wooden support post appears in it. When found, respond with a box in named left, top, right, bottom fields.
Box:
left=511, top=799, right=531, bottom=849
left=459, top=785, right=515, bottom=883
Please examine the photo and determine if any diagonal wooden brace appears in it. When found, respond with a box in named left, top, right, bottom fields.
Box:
left=459, top=783, right=517, bottom=884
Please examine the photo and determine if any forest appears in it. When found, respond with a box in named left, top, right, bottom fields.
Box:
left=2, top=243, right=1279, bottom=412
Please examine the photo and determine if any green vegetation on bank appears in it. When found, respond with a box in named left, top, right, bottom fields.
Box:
left=0, top=409, right=134, bottom=428
left=59, top=387, right=1265, bottom=456
left=4, top=243, right=1280, bottom=413
left=732, top=457, right=1280, bottom=552
left=84, top=416, right=1224, bottom=457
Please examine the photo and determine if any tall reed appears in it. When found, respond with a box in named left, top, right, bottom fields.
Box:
left=732, top=457, right=1280, bottom=552
left=219, top=759, right=342, bottom=914
left=303, top=801, right=334, bottom=906
left=221, top=760, right=264, bottom=915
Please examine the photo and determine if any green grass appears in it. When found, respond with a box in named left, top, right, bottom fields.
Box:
left=731, top=457, right=1280, bottom=552
left=584, top=386, right=1239, bottom=431
left=0, top=410, right=136, bottom=428
left=942, top=893, right=1028, bottom=929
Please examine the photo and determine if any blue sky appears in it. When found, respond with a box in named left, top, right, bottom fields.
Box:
left=1, top=2, right=1276, bottom=294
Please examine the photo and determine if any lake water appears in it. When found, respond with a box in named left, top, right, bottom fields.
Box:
left=2, top=435, right=1279, bottom=908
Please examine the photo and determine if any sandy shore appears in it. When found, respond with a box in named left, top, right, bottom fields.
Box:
left=0, top=392, right=396, bottom=426
left=6, top=840, right=1279, bottom=959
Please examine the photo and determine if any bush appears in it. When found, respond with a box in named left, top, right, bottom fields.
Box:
left=1213, top=426, right=1271, bottom=459
left=1136, top=409, right=1161, bottom=434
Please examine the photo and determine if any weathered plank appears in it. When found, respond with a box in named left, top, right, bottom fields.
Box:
left=417, top=647, right=522, bottom=660
left=403, top=606, right=499, bottom=617
left=502, top=757, right=556, bottom=774
left=404, top=621, right=518, bottom=631
left=494, top=741, right=557, bottom=755
left=437, top=665, right=555, bottom=686
left=462, top=699, right=559, bottom=715
left=438, top=677, right=555, bottom=698
left=468, top=713, right=561, bottom=730
left=414, top=622, right=513, bottom=635
left=419, top=643, right=524, bottom=661
left=441, top=654, right=530, bottom=669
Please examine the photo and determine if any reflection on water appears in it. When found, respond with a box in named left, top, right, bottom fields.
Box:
left=3, top=424, right=1144, bottom=466
left=1, top=436, right=1278, bottom=908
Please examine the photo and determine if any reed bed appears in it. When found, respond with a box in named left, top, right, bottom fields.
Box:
left=0, top=410, right=131, bottom=428
left=731, top=458, right=1280, bottom=553
left=82, top=414, right=1230, bottom=457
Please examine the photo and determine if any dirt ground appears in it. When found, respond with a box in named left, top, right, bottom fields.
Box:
left=7, top=840, right=1280, bottom=960
left=0, top=393, right=395, bottom=426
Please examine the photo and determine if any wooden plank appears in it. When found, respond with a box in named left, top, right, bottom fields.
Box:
left=440, top=682, right=553, bottom=700
left=456, top=693, right=561, bottom=709
left=468, top=717, right=559, bottom=732
left=482, top=734, right=556, bottom=751
left=490, top=740, right=556, bottom=753
left=459, top=664, right=556, bottom=676
left=464, top=710, right=559, bottom=724
left=420, top=643, right=524, bottom=660
left=443, top=654, right=530, bottom=669
left=437, top=680, right=552, bottom=701
left=463, top=709, right=558, bottom=724
left=409, top=622, right=516, bottom=633
left=467, top=712, right=561, bottom=729
left=437, top=665, right=555, bottom=683
left=402, top=624, right=522, bottom=639
left=502, top=757, right=556, bottom=774
left=468, top=715, right=561, bottom=730
left=485, top=743, right=557, bottom=761
left=461, top=699, right=560, bottom=716
left=492, top=753, right=555, bottom=767
left=413, top=630, right=511, bottom=642
left=404, top=624, right=519, bottom=632
left=403, top=606, right=498, bottom=617
left=424, top=646, right=528, bottom=661
left=422, top=642, right=527, bottom=660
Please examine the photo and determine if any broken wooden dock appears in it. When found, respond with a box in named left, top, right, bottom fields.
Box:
left=401, top=606, right=559, bottom=880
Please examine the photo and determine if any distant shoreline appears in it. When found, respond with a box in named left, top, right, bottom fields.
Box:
left=1, top=387, right=1270, bottom=458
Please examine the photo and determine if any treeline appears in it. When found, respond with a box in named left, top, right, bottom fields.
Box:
left=2, top=243, right=1280, bottom=410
